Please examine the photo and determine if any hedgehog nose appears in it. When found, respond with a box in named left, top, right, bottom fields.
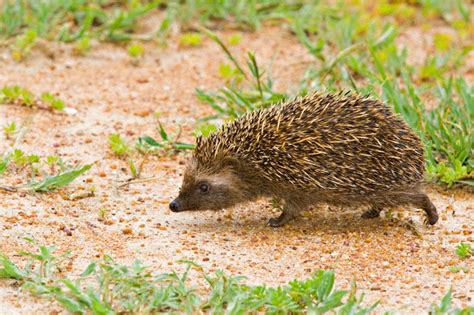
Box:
left=169, top=200, right=179, bottom=212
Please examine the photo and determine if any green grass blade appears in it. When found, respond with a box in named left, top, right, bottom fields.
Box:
left=28, top=164, right=92, bottom=192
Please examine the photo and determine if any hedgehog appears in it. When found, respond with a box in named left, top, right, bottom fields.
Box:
left=169, top=92, right=438, bottom=227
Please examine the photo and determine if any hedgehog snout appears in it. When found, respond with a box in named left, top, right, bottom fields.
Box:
left=169, top=199, right=181, bottom=212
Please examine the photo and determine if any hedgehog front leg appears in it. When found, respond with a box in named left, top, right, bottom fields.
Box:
left=267, top=200, right=301, bottom=227
left=268, top=211, right=295, bottom=227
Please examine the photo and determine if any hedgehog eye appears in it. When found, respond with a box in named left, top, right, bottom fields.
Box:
left=199, top=183, right=210, bottom=193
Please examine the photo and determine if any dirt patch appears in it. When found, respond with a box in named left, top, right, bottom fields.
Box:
left=0, top=24, right=473, bottom=314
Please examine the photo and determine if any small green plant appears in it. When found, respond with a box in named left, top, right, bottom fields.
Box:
left=11, top=149, right=40, bottom=168
left=45, top=155, right=60, bottom=167
left=455, top=243, right=473, bottom=259
left=218, top=63, right=243, bottom=82
left=127, top=43, right=145, bottom=58
left=419, top=0, right=471, bottom=23
left=11, top=28, right=37, bottom=61
left=73, top=37, right=91, bottom=56
left=45, top=155, right=64, bottom=174
left=98, top=208, right=109, bottom=220
left=0, top=238, right=70, bottom=281
left=174, top=1, right=304, bottom=30
left=110, top=123, right=193, bottom=170
left=0, top=86, right=35, bottom=106
left=179, top=32, right=202, bottom=47
left=137, top=122, right=194, bottom=153
left=228, top=33, right=242, bottom=46
left=128, top=159, right=138, bottom=179
left=3, top=122, right=17, bottom=139
left=41, top=93, right=65, bottom=111
left=109, top=133, right=131, bottom=156
left=449, top=266, right=469, bottom=273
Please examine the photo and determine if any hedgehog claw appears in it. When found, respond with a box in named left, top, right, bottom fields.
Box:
left=361, top=208, right=381, bottom=219
left=424, top=214, right=438, bottom=226
left=267, top=217, right=284, bottom=227
left=267, top=211, right=296, bottom=227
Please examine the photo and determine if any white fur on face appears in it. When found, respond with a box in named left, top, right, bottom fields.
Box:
left=199, top=171, right=237, bottom=188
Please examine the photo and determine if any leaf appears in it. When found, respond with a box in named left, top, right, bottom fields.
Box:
left=128, top=159, right=137, bottom=178
left=200, top=27, right=247, bottom=79
left=316, top=290, right=346, bottom=313
left=0, top=255, right=26, bottom=279
left=439, top=290, right=453, bottom=312
left=173, top=142, right=195, bottom=150
left=80, top=263, right=97, bottom=277
left=0, top=159, right=8, bottom=175
left=56, top=295, right=85, bottom=314
left=321, top=42, right=366, bottom=80
left=28, top=164, right=92, bottom=192
left=158, top=122, right=168, bottom=141
left=139, top=136, right=162, bottom=147
left=372, top=25, right=397, bottom=49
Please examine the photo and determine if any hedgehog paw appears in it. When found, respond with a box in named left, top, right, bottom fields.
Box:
left=267, top=217, right=285, bottom=227
left=361, top=208, right=381, bottom=219
left=267, top=210, right=296, bottom=227
left=423, top=214, right=438, bottom=226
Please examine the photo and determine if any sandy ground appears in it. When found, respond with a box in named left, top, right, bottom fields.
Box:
left=0, top=21, right=473, bottom=314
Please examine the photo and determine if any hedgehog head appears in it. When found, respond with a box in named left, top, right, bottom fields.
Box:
left=170, top=140, right=250, bottom=212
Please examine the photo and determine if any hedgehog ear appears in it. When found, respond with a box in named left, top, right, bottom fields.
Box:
left=221, top=156, right=241, bottom=172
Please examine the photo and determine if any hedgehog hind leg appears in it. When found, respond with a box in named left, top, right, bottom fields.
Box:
left=361, top=206, right=382, bottom=219
left=419, top=194, right=438, bottom=225
left=391, top=191, right=438, bottom=225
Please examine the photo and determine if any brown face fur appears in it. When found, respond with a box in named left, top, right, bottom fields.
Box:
left=170, top=157, right=250, bottom=212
